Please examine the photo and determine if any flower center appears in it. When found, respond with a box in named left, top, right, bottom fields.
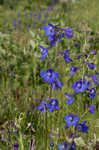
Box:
left=66, top=95, right=70, bottom=99
left=50, top=27, right=54, bottom=33
left=69, top=116, right=73, bottom=121
left=41, top=49, right=46, bottom=55
left=47, top=71, right=52, bottom=77
left=77, top=83, right=82, bottom=88
left=51, top=101, right=56, bottom=106
left=90, top=89, right=95, bottom=94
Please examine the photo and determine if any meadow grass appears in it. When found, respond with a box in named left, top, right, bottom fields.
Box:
left=0, top=0, right=99, bottom=149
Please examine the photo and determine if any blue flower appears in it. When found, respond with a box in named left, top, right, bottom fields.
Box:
left=72, top=79, right=91, bottom=93
left=13, top=143, right=19, bottom=150
left=58, top=142, right=68, bottom=150
left=51, top=79, right=63, bottom=90
left=88, top=87, right=96, bottom=99
left=50, top=39, right=56, bottom=46
left=40, top=69, right=59, bottom=85
left=50, top=141, right=54, bottom=147
left=40, top=46, right=48, bottom=60
left=87, top=63, right=96, bottom=70
left=89, top=104, right=96, bottom=114
left=65, top=93, right=74, bottom=104
left=76, top=120, right=88, bottom=134
left=65, top=28, right=73, bottom=39
left=75, top=54, right=82, bottom=59
left=64, top=113, right=80, bottom=128
left=43, top=24, right=55, bottom=37
left=46, top=99, right=59, bottom=112
left=70, top=66, right=80, bottom=76
left=36, top=100, right=47, bottom=113
left=90, top=50, right=97, bottom=55
left=69, top=141, right=76, bottom=150
left=62, top=49, right=72, bottom=63
left=43, top=24, right=58, bottom=47
left=58, top=141, right=76, bottom=150
left=90, top=75, right=98, bottom=85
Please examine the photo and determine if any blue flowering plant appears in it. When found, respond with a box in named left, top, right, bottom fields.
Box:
left=35, top=22, right=98, bottom=150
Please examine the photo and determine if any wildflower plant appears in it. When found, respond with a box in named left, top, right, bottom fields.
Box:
left=35, top=22, right=98, bottom=150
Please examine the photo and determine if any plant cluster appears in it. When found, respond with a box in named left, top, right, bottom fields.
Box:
left=36, top=22, right=99, bottom=149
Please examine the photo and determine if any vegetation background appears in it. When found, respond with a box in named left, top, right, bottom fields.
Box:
left=0, top=0, right=99, bottom=149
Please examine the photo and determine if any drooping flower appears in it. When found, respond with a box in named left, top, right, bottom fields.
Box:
left=65, top=93, right=74, bottom=104
left=90, top=75, right=98, bottom=85
left=87, top=62, right=96, bottom=70
left=89, top=104, right=96, bottom=114
left=58, top=141, right=76, bottom=150
left=13, top=142, right=19, bottom=150
left=88, top=87, right=96, bottom=99
left=64, top=113, right=80, bottom=128
left=89, top=50, right=97, bottom=55
left=69, top=141, right=76, bottom=150
left=51, top=78, right=63, bottom=90
left=65, top=28, right=73, bottom=39
left=40, top=46, right=48, bottom=60
left=46, top=99, right=59, bottom=112
left=50, top=141, right=54, bottom=147
left=75, top=54, right=82, bottom=59
left=61, top=49, right=72, bottom=63
left=70, top=66, right=80, bottom=76
left=40, top=69, right=59, bottom=85
left=36, top=100, right=47, bottom=113
left=58, top=142, right=68, bottom=150
left=76, top=120, right=88, bottom=134
left=72, top=79, right=91, bottom=93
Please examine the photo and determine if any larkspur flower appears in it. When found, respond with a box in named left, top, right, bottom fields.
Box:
left=75, top=54, right=82, bottom=59
left=90, top=75, right=98, bottom=85
left=88, top=87, right=96, bottom=99
left=65, top=28, right=73, bottom=39
left=51, top=78, right=63, bottom=90
left=87, top=62, right=96, bottom=70
left=50, top=141, right=54, bottom=147
left=72, top=79, right=91, bottom=93
left=89, top=50, right=97, bottom=55
left=61, top=49, right=72, bottom=63
left=64, top=113, right=80, bottom=128
left=46, top=99, right=59, bottom=112
left=58, top=141, right=76, bottom=150
left=69, top=141, right=76, bottom=150
left=70, top=66, right=80, bottom=76
left=58, top=142, right=68, bottom=150
left=36, top=100, right=46, bottom=113
left=50, top=38, right=56, bottom=46
left=65, top=93, right=74, bottom=104
left=13, top=142, right=19, bottom=150
left=40, top=46, right=48, bottom=60
left=89, top=104, right=96, bottom=114
left=40, top=69, right=59, bottom=85
left=43, top=24, right=55, bottom=37
left=43, top=24, right=61, bottom=46
left=74, top=43, right=80, bottom=47
left=76, top=120, right=88, bottom=134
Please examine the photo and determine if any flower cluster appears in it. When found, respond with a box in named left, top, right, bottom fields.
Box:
left=36, top=23, right=98, bottom=149
left=40, top=68, right=63, bottom=90
left=36, top=99, right=59, bottom=113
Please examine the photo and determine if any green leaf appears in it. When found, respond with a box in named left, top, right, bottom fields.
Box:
left=30, top=40, right=36, bottom=49
left=29, top=30, right=35, bottom=38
